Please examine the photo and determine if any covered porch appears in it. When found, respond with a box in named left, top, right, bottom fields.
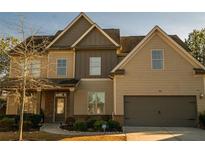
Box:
left=1, top=78, right=79, bottom=123
left=40, top=78, right=79, bottom=123
left=41, top=88, right=75, bottom=123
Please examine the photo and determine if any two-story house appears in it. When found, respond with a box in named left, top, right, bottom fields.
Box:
left=6, top=13, right=205, bottom=127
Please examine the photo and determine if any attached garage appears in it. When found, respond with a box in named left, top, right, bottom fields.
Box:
left=124, top=96, right=197, bottom=127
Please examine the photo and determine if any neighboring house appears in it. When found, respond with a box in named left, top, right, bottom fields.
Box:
left=5, top=12, right=205, bottom=127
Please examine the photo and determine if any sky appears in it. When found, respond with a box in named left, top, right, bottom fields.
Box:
left=0, top=12, right=205, bottom=41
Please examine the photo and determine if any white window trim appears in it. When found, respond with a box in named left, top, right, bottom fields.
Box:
left=151, top=49, right=164, bottom=70
left=89, top=57, right=101, bottom=76
left=87, top=91, right=105, bottom=115
left=56, top=58, right=68, bottom=77
left=53, top=92, right=67, bottom=122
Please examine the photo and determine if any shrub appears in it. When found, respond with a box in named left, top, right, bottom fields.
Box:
left=199, top=112, right=205, bottom=127
left=0, top=114, right=42, bottom=131
left=15, top=114, right=42, bottom=127
left=94, top=120, right=107, bottom=131
left=0, top=115, right=16, bottom=121
left=86, top=117, right=98, bottom=129
left=0, top=117, right=15, bottom=128
left=0, top=100, right=6, bottom=116
left=107, top=120, right=121, bottom=131
left=65, top=117, right=76, bottom=127
left=30, top=115, right=42, bottom=127
left=73, top=121, right=87, bottom=131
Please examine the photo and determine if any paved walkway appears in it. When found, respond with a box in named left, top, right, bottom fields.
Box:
left=41, top=124, right=205, bottom=141
left=124, top=127, right=205, bottom=141
left=40, top=123, right=123, bottom=136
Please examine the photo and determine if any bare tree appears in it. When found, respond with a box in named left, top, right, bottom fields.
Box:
left=0, top=37, right=19, bottom=77
left=0, top=17, right=56, bottom=141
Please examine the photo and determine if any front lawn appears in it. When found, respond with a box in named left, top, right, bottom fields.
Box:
left=0, top=131, right=126, bottom=141
left=0, top=131, right=68, bottom=141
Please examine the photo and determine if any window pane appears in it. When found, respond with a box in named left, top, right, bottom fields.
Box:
left=57, top=59, right=66, bottom=67
left=31, top=60, right=40, bottom=77
left=152, top=50, right=163, bottom=69
left=90, top=57, right=101, bottom=75
left=90, top=67, right=101, bottom=75
left=57, top=98, right=64, bottom=114
left=57, top=59, right=67, bottom=76
left=55, top=93, right=67, bottom=97
left=91, top=58, right=100, bottom=64
left=152, top=50, right=163, bottom=59
left=152, top=60, right=163, bottom=69
left=88, top=92, right=105, bottom=114
left=57, top=67, right=66, bottom=76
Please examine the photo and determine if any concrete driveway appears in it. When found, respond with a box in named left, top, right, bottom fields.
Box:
left=124, top=127, right=205, bottom=141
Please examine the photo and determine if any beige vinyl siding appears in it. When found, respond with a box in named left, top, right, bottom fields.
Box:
left=9, top=57, right=21, bottom=78
left=9, top=56, right=48, bottom=78
left=47, top=50, right=74, bottom=78
left=114, top=32, right=205, bottom=115
left=6, top=95, right=19, bottom=115
left=10, top=51, right=74, bottom=79
left=40, top=56, right=48, bottom=78
left=74, top=79, right=113, bottom=115
left=6, top=93, right=40, bottom=115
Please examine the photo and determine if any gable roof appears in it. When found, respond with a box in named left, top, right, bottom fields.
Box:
left=46, top=12, right=94, bottom=49
left=12, top=27, right=120, bottom=52
left=120, top=36, right=145, bottom=53
left=120, top=35, right=191, bottom=54
left=112, top=26, right=205, bottom=72
left=71, top=24, right=120, bottom=47
left=10, top=35, right=54, bottom=55
left=103, top=28, right=120, bottom=45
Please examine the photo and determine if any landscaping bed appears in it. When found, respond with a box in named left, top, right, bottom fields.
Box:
left=60, top=117, right=122, bottom=133
left=0, top=114, right=43, bottom=132
left=199, top=112, right=205, bottom=129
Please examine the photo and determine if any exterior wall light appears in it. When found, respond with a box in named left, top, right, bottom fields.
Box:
left=200, top=93, right=204, bottom=99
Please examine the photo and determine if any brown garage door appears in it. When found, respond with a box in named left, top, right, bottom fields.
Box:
left=124, top=96, right=197, bottom=127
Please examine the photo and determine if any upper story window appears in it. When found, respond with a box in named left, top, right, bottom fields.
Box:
left=57, top=59, right=67, bottom=77
left=151, top=49, right=164, bottom=70
left=30, top=60, right=41, bottom=77
left=89, top=57, right=101, bottom=76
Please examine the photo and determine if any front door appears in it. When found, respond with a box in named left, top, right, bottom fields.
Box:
left=55, top=97, right=65, bottom=122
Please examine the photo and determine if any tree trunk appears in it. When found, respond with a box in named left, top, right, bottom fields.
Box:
left=19, top=77, right=26, bottom=141
left=19, top=58, right=27, bottom=141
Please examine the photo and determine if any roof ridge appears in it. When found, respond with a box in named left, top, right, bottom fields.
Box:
left=121, top=35, right=145, bottom=38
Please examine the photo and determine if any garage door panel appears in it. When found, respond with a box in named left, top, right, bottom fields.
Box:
left=124, top=96, right=197, bottom=127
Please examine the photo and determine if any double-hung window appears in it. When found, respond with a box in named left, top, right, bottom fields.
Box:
left=151, top=49, right=164, bottom=70
left=89, top=57, right=101, bottom=76
left=30, top=60, right=41, bottom=77
left=88, top=92, right=105, bottom=114
left=57, top=59, right=67, bottom=77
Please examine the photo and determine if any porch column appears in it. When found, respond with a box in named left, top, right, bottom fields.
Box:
left=65, top=92, right=68, bottom=121
left=36, top=90, right=41, bottom=114
left=69, top=88, right=75, bottom=117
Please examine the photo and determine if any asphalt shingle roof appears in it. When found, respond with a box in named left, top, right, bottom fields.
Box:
left=120, top=35, right=191, bottom=53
